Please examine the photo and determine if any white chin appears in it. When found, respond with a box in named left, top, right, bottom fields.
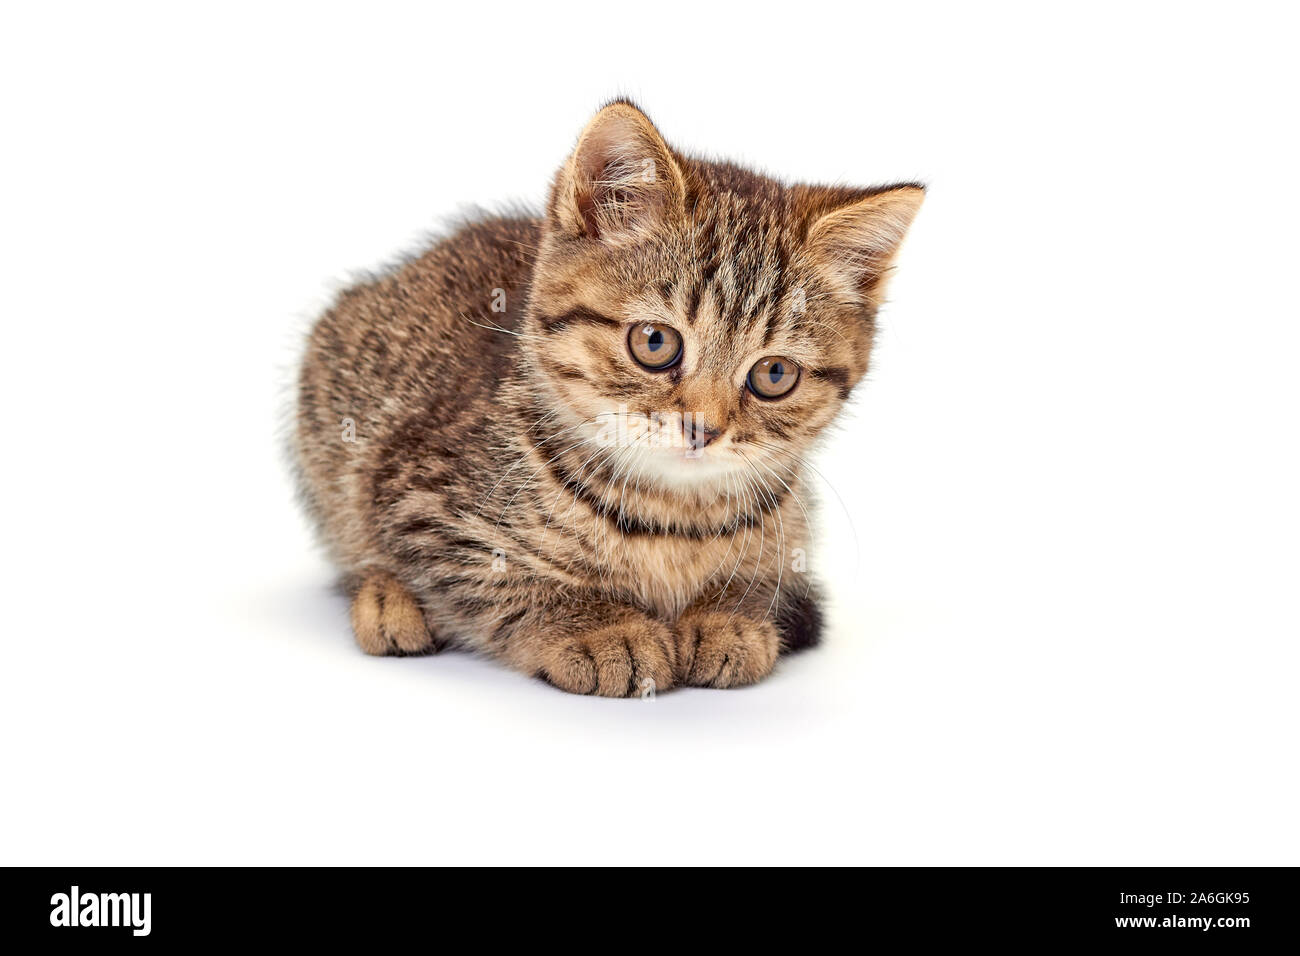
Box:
left=619, top=445, right=744, bottom=490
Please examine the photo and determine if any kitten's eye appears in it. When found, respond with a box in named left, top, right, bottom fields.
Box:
left=747, top=356, right=800, bottom=399
left=628, top=322, right=683, bottom=370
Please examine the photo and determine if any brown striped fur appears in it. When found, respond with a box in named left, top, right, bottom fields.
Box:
left=293, top=100, right=923, bottom=696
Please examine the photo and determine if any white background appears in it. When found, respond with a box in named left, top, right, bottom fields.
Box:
left=2, top=2, right=1296, bottom=865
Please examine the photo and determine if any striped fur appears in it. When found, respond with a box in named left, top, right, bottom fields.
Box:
left=293, top=100, right=923, bottom=695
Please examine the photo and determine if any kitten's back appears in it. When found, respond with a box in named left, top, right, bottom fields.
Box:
left=294, top=215, right=540, bottom=565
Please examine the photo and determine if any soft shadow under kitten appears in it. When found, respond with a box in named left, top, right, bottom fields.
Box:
left=293, top=99, right=923, bottom=696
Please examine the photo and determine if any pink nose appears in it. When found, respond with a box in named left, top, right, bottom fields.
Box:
left=685, top=419, right=721, bottom=450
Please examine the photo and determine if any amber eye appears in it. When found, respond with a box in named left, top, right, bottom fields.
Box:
left=628, top=322, right=683, bottom=370
left=747, top=356, right=800, bottom=399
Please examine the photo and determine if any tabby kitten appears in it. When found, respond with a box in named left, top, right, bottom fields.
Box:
left=294, top=100, right=923, bottom=696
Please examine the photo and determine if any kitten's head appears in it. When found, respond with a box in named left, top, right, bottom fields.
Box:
left=523, top=100, right=923, bottom=491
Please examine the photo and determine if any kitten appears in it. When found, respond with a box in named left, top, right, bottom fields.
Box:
left=293, top=100, right=923, bottom=696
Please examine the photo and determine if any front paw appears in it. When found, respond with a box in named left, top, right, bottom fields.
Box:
left=536, top=616, right=677, bottom=698
left=674, top=611, right=779, bottom=688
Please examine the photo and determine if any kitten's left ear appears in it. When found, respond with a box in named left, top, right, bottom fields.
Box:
left=550, top=100, right=686, bottom=244
left=805, top=184, right=925, bottom=303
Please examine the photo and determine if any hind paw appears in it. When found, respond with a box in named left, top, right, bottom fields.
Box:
left=349, top=572, right=436, bottom=656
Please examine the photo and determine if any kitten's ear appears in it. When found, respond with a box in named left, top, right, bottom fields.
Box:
left=805, top=184, right=925, bottom=303
left=550, top=101, right=686, bottom=243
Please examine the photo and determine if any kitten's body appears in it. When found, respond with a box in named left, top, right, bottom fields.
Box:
left=294, top=101, right=922, bottom=695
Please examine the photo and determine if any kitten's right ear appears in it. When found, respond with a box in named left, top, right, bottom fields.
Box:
left=550, top=101, right=685, bottom=244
